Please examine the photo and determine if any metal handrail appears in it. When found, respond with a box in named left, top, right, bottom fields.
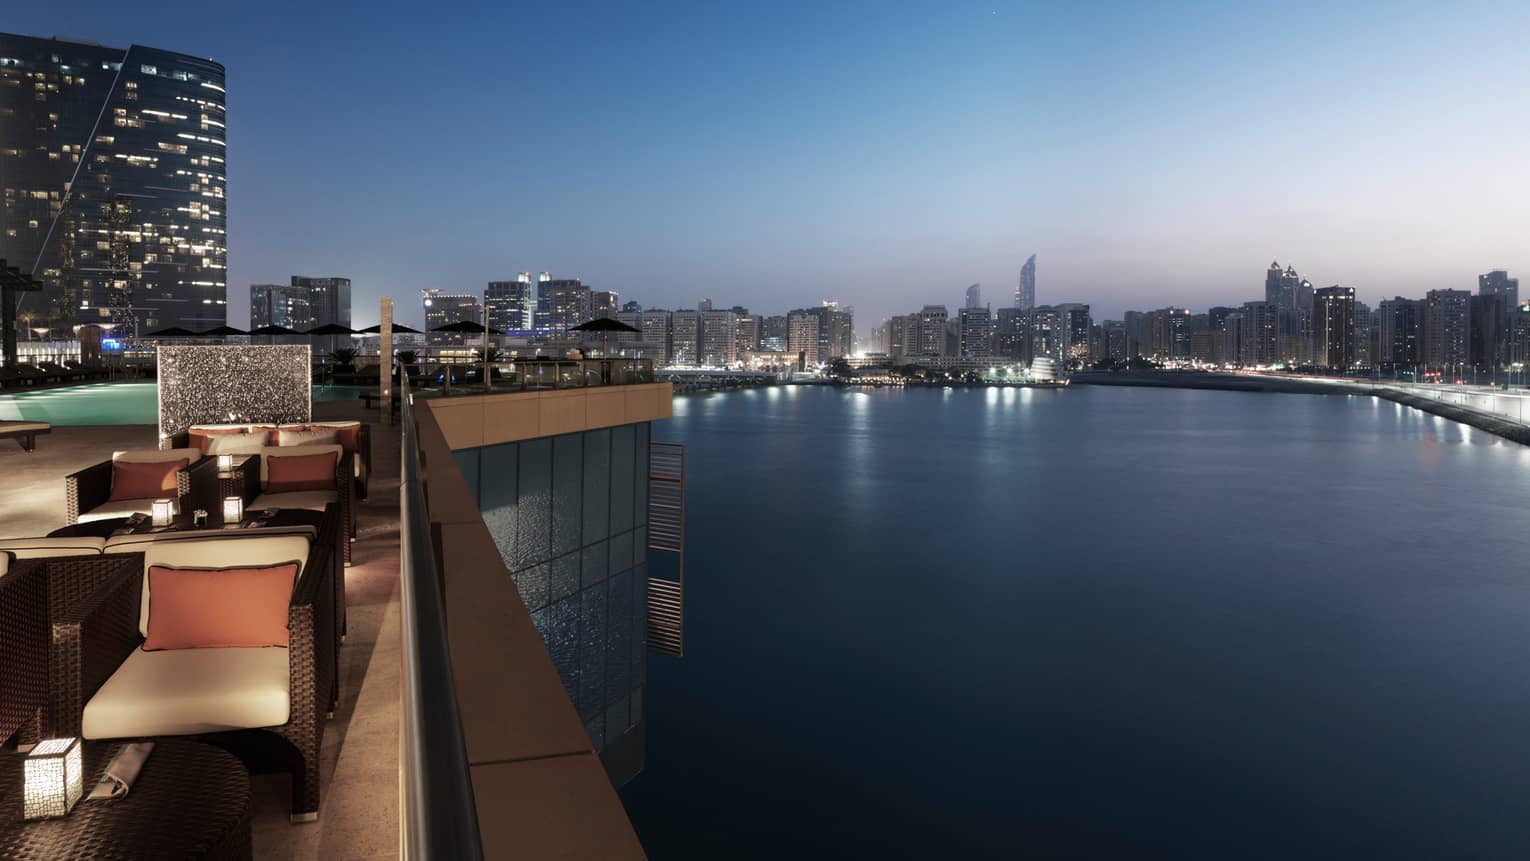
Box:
left=398, top=368, right=485, bottom=859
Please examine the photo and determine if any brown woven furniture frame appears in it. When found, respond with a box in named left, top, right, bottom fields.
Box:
left=0, top=740, right=252, bottom=859
left=64, top=453, right=206, bottom=525
left=166, top=423, right=372, bottom=500
left=47, top=533, right=336, bottom=820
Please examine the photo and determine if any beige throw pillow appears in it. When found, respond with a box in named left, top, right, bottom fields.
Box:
left=278, top=428, right=340, bottom=447
left=206, top=433, right=268, bottom=456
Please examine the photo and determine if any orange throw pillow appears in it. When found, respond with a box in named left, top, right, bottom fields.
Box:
left=265, top=452, right=336, bottom=493
left=108, top=457, right=190, bottom=501
left=311, top=423, right=360, bottom=452
left=143, top=562, right=299, bottom=650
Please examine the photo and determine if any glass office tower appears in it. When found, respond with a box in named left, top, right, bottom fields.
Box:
left=0, top=33, right=227, bottom=338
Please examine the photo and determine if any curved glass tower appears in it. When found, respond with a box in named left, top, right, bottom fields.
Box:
left=1, top=33, right=227, bottom=339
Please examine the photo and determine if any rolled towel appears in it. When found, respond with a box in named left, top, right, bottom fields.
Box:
left=87, top=741, right=155, bottom=801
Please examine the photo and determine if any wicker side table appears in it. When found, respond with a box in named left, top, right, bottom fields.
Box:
left=0, top=739, right=251, bottom=860
left=219, top=456, right=260, bottom=506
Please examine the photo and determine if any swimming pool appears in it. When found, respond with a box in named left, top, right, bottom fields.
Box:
left=0, top=382, right=366, bottom=426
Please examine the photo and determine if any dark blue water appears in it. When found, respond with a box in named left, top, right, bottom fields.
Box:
left=620, top=385, right=1530, bottom=859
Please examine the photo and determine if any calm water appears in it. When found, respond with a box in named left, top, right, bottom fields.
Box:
left=621, top=385, right=1530, bottom=859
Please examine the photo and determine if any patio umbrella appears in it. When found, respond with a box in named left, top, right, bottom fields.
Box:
left=570, top=316, right=640, bottom=357
left=199, top=325, right=248, bottom=336
left=359, top=322, right=422, bottom=334
left=248, top=324, right=302, bottom=337
left=144, top=326, right=198, bottom=337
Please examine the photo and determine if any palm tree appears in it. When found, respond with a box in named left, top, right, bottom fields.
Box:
left=331, top=347, right=358, bottom=371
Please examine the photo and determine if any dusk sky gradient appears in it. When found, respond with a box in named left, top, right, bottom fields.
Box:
left=11, top=1, right=1530, bottom=330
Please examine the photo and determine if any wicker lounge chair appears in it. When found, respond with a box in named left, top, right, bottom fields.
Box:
left=0, top=421, right=50, bottom=452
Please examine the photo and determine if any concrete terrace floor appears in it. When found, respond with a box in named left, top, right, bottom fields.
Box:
left=0, top=400, right=402, bottom=860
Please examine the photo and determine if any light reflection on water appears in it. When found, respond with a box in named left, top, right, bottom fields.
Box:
left=632, top=385, right=1530, bottom=859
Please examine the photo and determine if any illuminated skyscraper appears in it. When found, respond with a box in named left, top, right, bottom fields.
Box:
left=1312, top=285, right=1355, bottom=369
left=485, top=274, right=534, bottom=332
left=0, top=33, right=228, bottom=338
left=1422, top=289, right=1471, bottom=369
left=964, top=283, right=982, bottom=309
left=1015, top=255, right=1036, bottom=310
left=250, top=284, right=309, bottom=330
left=422, top=288, right=480, bottom=345
left=535, top=278, right=590, bottom=331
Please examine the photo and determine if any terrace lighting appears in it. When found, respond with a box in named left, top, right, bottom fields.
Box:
left=24, top=737, right=83, bottom=820
left=222, top=495, right=243, bottom=526
left=151, top=499, right=174, bottom=527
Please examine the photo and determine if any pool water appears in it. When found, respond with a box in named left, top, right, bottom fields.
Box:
left=0, top=382, right=366, bottom=426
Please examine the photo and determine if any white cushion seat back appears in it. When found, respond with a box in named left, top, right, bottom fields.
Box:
left=0, top=537, right=106, bottom=558
left=82, top=647, right=289, bottom=739
left=103, top=533, right=311, bottom=636
left=257, top=444, right=341, bottom=489
left=112, top=449, right=199, bottom=464
left=206, top=434, right=268, bottom=456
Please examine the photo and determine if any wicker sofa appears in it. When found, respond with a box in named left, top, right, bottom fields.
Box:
left=45, top=527, right=337, bottom=821
left=64, top=449, right=210, bottom=524
left=167, top=421, right=371, bottom=501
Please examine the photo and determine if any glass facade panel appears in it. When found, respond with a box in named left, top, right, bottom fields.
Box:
left=465, top=422, right=652, bottom=767
left=551, top=435, right=583, bottom=558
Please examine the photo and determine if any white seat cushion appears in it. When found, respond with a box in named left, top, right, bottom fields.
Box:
left=0, top=537, right=105, bottom=558
left=0, top=553, right=8, bottom=578
left=82, top=647, right=290, bottom=739
left=251, top=491, right=338, bottom=512
left=79, top=498, right=159, bottom=523
left=0, top=421, right=51, bottom=433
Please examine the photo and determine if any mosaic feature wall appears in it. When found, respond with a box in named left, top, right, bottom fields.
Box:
left=454, top=422, right=650, bottom=766
left=157, top=345, right=311, bottom=438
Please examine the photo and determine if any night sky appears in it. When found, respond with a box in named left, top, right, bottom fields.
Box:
left=9, top=1, right=1529, bottom=328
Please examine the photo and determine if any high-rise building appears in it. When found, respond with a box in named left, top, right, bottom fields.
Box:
left=1207, top=306, right=1236, bottom=366
left=994, top=308, right=1026, bottom=359
left=761, top=315, right=789, bottom=352
left=1015, top=255, right=1036, bottom=310
left=1480, top=270, right=1519, bottom=309
left=292, top=276, right=350, bottom=331
left=1422, top=289, right=1471, bottom=370
left=786, top=310, right=820, bottom=368
left=670, top=310, right=699, bottom=365
left=590, top=290, right=619, bottom=319
left=485, top=274, right=535, bottom=332
left=1312, top=285, right=1356, bottom=369
left=697, top=297, right=714, bottom=312
left=640, top=309, right=671, bottom=362
left=535, top=278, right=589, bottom=331
left=1377, top=298, right=1421, bottom=366
left=250, top=284, right=309, bottom=330
left=1, top=33, right=228, bottom=338
left=808, top=302, right=854, bottom=360
left=1102, top=319, right=1128, bottom=362
left=1028, top=306, right=1064, bottom=365
left=1265, top=261, right=1302, bottom=310
left=1353, top=301, right=1372, bottom=368
left=1240, top=300, right=1280, bottom=366
left=1477, top=270, right=1518, bottom=368
left=733, top=311, right=760, bottom=356
left=1058, top=303, right=1092, bottom=365
left=914, top=305, right=948, bottom=356
left=422, top=289, right=481, bottom=345
left=964, top=283, right=982, bottom=310
left=957, top=306, right=992, bottom=357
left=699, top=309, right=738, bottom=367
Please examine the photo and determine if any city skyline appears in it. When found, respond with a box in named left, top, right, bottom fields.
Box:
left=6, top=3, right=1529, bottom=330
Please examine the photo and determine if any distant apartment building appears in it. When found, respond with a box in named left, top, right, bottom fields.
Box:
left=914, top=305, right=948, bottom=356
left=486, top=274, right=535, bottom=332
left=1101, top=319, right=1128, bottom=362
left=670, top=310, right=699, bottom=365
left=733, top=310, right=760, bottom=356
left=423, top=289, right=481, bottom=345
left=760, top=315, right=789, bottom=352
left=994, top=308, right=1026, bottom=359
left=536, top=278, right=590, bottom=331
left=1377, top=297, right=1421, bottom=365
left=1422, top=289, right=1471, bottom=369
left=1312, top=285, right=1356, bottom=369
left=786, top=310, right=820, bottom=368
left=640, top=309, right=672, bottom=362
left=1353, top=301, right=1372, bottom=368
left=0, top=33, right=229, bottom=338
left=1206, top=306, right=1237, bottom=366
left=1475, top=271, right=1518, bottom=368
left=964, top=283, right=982, bottom=309
left=699, top=309, right=738, bottom=366
left=1240, top=300, right=1280, bottom=366
left=957, top=307, right=992, bottom=358
left=1058, top=303, right=1092, bottom=364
